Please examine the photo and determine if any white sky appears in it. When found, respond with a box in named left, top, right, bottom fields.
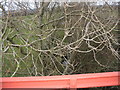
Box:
left=0, top=0, right=119, bottom=13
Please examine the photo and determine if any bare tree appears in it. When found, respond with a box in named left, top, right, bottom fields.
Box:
left=1, top=1, right=119, bottom=77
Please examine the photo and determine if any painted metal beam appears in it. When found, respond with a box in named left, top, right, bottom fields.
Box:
left=0, top=72, right=120, bottom=89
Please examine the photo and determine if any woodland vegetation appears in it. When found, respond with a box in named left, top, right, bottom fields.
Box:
left=0, top=1, right=119, bottom=79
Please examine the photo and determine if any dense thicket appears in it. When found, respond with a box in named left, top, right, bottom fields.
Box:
left=1, top=2, right=119, bottom=78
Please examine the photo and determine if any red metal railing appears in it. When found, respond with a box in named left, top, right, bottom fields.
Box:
left=0, top=72, right=120, bottom=89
